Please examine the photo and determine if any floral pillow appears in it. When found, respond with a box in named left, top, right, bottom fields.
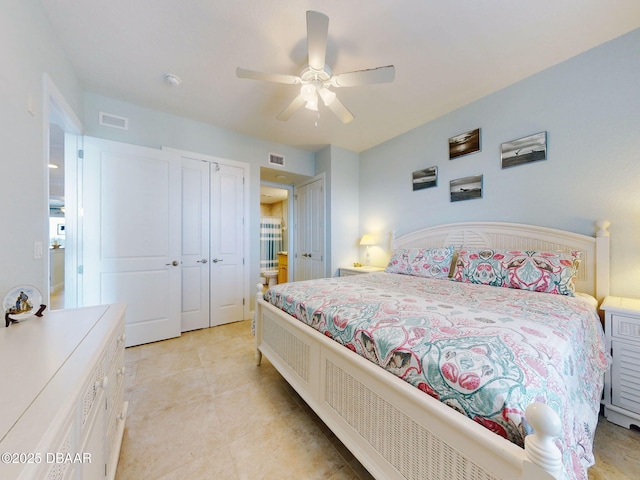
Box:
left=385, top=246, right=455, bottom=279
left=451, top=248, right=582, bottom=296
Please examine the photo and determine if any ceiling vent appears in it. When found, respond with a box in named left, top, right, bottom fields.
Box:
left=269, top=153, right=285, bottom=167
left=99, top=111, right=129, bottom=130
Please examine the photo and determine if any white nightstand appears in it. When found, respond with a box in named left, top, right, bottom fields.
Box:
left=601, top=296, right=640, bottom=428
left=339, top=266, right=385, bottom=277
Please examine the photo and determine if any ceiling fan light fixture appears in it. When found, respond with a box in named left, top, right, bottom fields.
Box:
left=318, top=87, right=336, bottom=106
left=300, top=84, right=316, bottom=102
left=304, top=95, right=318, bottom=111
left=236, top=11, right=395, bottom=124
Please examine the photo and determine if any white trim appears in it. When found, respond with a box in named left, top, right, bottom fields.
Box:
left=42, top=74, right=83, bottom=308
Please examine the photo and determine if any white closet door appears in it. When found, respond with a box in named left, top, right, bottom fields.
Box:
left=180, top=158, right=210, bottom=332
left=210, top=163, right=245, bottom=326
left=82, top=137, right=181, bottom=347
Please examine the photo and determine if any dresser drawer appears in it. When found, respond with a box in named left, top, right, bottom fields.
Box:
left=80, top=353, right=107, bottom=428
left=611, top=314, right=640, bottom=342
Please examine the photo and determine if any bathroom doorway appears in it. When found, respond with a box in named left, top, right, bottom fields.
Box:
left=260, top=167, right=314, bottom=288
left=259, top=182, right=291, bottom=288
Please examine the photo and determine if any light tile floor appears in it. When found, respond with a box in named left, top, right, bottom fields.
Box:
left=116, top=320, right=640, bottom=480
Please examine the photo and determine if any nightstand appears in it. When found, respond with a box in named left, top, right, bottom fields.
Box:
left=339, top=266, right=385, bottom=277
left=601, top=296, right=640, bottom=429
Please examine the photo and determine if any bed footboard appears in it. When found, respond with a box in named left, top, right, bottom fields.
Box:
left=255, top=288, right=561, bottom=480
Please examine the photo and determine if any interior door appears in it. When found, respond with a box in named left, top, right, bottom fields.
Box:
left=294, top=176, right=325, bottom=281
left=210, top=163, right=245, bottom=326
left=82, top=137, right=181, bottom=347
left=307, top=178, right=325, bottom=279
left=180, top=158, right=210, bottom=332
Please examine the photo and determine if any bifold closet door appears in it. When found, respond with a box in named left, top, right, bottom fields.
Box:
left=82, top=137, right=181, bottom=347
left=180, top=160, right=246, bottom=330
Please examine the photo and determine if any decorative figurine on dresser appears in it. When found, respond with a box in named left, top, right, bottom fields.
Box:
left=601, top=296, right=640, bottom=428
left=2, top=284, right=46, bottom=327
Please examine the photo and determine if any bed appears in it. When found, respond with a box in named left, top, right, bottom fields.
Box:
left=254, top=221, right=611, bottom=480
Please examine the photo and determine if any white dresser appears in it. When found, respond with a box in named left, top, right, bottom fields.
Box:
left=339, top=266, right=385, bottom=277
left=601, top=296, right=640, bottom=429
left=0, top=303, right=128, bottom=480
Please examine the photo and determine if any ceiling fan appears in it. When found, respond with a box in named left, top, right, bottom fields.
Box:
left=236, top=11, right=395, bottom=124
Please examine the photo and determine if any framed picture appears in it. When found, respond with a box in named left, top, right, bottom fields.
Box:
left=449, top=128, right=481, bottom=159
left=57, top=224, right=65, bottom=235
left=412, top=166, right=437, bottom=191
left=450, top=174, right=483, bottom=202
left=501, top=132, right=547, bottom=169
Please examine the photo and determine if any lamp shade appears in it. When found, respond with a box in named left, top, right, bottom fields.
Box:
left=359, top=234, right=375, bottom=246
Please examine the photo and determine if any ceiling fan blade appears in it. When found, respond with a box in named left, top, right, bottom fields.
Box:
left=236, top=67, right=300, bottom=85
left=306, top=11, right=329, bottom=71
left=332, top=65, right=395, bottom=87
left=327, top=96, right=354, bottom=124
left=276, top=94, right=307, bottom=121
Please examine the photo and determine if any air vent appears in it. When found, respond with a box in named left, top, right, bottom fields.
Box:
left=99, top=112, right=129, bottom=130
left=269, top=153, right=285, bottom=167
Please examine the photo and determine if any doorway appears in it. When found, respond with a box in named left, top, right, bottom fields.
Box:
left=259, top=182, right=291, bottom=288
left=45, top=75, right=82, bottom=310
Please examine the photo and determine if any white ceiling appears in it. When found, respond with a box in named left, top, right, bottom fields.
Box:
left=39, top=0, right=640, bottom=153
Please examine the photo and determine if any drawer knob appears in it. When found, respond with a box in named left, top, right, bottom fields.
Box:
left=117, top=366, right=126, bottom=376
left=95, top=376, right=109, bottom=390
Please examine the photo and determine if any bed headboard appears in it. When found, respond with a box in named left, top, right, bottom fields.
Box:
left=391, top=221, right=610, bottom=301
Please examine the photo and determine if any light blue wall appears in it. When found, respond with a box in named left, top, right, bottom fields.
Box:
left=83, top=93, right=316, bottom=303
left=316, top=146, right=360, bottom=276
left=1, top=0, right=84, bottom=300
left=359, top=29, right=640, bottom=297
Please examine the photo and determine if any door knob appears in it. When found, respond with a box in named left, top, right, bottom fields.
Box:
left=165, top=260, right=179, bottom=266
left=212, top=258, right=224, bottom=263
left=196, top=259, right=208, bottom=263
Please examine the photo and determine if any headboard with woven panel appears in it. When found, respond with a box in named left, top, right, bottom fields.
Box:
left=391, top=221, right=610, bottom=301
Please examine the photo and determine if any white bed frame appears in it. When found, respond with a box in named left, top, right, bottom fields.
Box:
left=254, top=221, right=610, bottom=480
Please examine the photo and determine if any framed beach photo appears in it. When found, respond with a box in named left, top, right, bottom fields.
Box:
left=412, top=166, right=437, bottom=191
left=450, top=174, right=483, bottom=202
left=501, top=132, right=547, bottom=168
left=449, top=128, right=481, bottom=159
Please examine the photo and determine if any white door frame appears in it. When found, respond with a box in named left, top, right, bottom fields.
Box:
left=164, top=147, right=251, bottom=321
left=43, top=74, right=83, bottom=308
left=260, top=180, right=294, bottom=282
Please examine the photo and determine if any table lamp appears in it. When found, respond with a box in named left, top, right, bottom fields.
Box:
left=359, top=234, right=375, bottom=266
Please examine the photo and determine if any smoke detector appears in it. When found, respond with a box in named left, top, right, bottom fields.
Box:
left=163, top=73, right=181, bottom=87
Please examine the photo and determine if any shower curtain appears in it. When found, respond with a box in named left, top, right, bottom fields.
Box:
left=260, top=216, right=283, bottom=272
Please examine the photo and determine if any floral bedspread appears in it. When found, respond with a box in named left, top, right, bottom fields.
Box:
left=263, top=272, right=610, bottom=480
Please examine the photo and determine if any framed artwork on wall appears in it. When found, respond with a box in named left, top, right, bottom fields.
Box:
left=501, top=132, right=547, bottom=168
left=412, top=166, right=437, bottom=191
left=450, top=174, right=483, bottom=202
left=449, top=128, right=481, bottom=159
